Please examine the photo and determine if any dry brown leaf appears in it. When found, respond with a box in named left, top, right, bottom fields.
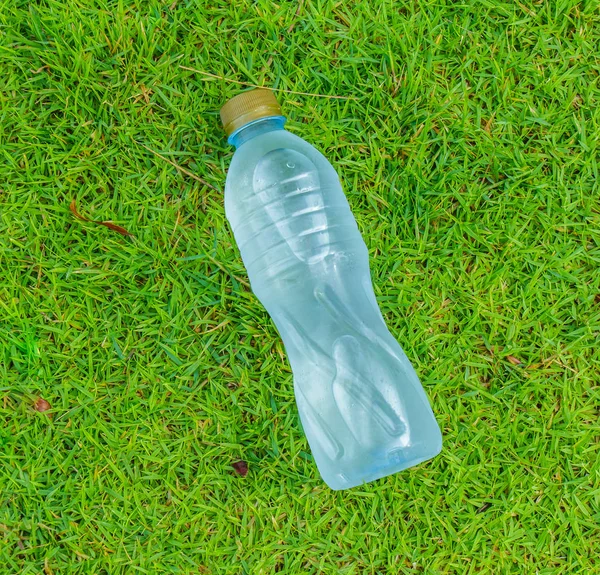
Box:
left=507, top=355, right=522, bottom=366
left=69, top=200, right=133, bottom=237
left=69, top=200, right=90, bottom=222
left=34, top=398, right=51, bottom=412
left=232, top=460, right=248, bottom=477
left=95, top=221, right=134, bottom=237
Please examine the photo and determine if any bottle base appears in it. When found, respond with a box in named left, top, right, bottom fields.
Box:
left=321, top=437, right=442, bottom=491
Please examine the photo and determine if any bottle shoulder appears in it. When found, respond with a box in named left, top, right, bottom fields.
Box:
left=225, top=130, right=335, bottom=191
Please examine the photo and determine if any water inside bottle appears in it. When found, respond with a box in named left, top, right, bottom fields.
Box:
left=224, top=118, right=442, bottom=489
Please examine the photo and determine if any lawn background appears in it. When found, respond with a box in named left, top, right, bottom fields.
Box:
left=1, top=0, right=599, bottom=573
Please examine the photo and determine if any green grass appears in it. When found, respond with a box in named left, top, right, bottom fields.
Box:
left=1, top=0, right=599, bottom=573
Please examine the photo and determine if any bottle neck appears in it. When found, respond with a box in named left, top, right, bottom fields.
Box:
left=228, top=115, right=286, bottom=148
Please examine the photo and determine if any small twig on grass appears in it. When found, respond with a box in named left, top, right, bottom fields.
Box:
left=204, top=252, right=250, bottom=289
left=137, top=142, right=220, bottom=191
left=179, top=66, right=357, bottom=100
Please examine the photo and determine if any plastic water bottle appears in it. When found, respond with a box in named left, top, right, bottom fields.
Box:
left=220, top=89, right=442, bottom=490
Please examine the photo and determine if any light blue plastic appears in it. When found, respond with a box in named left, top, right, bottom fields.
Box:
left=224, top=113, right=442, bottom=490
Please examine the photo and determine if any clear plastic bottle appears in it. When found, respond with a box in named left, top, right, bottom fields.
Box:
left=220, top=89, right=441, bottom=490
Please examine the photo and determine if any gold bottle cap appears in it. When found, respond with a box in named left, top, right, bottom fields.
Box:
left=220, top=88, right=282, bottom=136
